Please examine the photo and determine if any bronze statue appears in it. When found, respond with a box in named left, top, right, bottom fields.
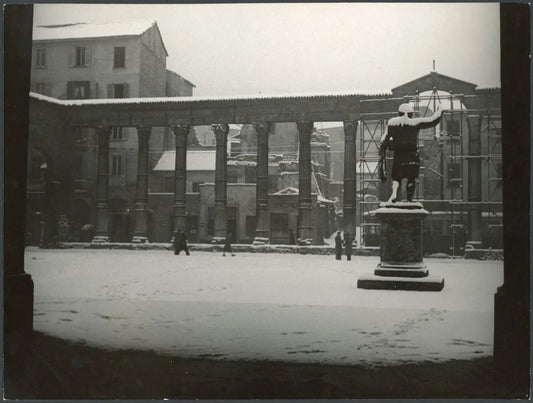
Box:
left=380, top=103, right=443, bottom=203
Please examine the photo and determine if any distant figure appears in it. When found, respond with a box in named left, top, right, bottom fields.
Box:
left=58, top=215, right=70, bottom=242
left=80, top=223, right=94, bottom=242
left=344, top=233, right=352, bottom=261
left=334, top=231, right=343, bottom=260
left=223, top=233, right=235, bottom=257
left=288, top=229, right=296, bottom=245
left=380, top=103, right=443, bottom=203
left=174, top=230, right=190, bottom=256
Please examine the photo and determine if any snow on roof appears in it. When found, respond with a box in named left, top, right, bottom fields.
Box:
left=29, top=90, right=390, bottom=107
left=273, top=187, right=299, bottom=195
left=153, top=150, right=216, bottom=172
left=33, top=20, right=156, bottom=41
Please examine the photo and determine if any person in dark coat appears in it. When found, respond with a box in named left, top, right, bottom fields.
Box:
left=174, top=230, right=190, bottom=256
left=334, top=231, right=343, bottom=260
left=344, top=233, right=352, bottom=261
left=223, top=233, right=235, bottom=256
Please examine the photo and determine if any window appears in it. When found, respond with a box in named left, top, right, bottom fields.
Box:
left=112, top=155, right=124, bottom=176
left=114, top=84, right=125, bottom=98
left=36, top=48, right=46, bottom=68
left=111, top=127, right=123, bottom=141
left=69, top=46, right=90, bottom=67
left=67, top=81, right=91, bottom=99
left=192, top=182, right=201, bottom=193
left=108, top=83, right=129, bottom=99
left=75, top=46, right=86, bottom=67
left=114, top=46, right=125, bottom=68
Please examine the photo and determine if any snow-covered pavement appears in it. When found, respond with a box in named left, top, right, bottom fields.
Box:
left=25, top=248, right=503, bottom=366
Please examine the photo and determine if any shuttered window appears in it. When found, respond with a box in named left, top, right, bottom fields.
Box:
left=107, top=83, right=129, bottom=99
left=67, top=81, right=91, bottom=99
left=36, top=48, right=46, bottom=68
left=114, top=46, right=125, bottom=68
left=69, top=45, right=90, bottom=67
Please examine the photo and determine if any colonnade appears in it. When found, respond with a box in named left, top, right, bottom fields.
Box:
left=92, top=120, right=360, bottom=244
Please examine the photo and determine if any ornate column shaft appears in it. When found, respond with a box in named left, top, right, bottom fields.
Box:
left=253, top=122, right=272, bottom=244
left=212, top=123, right=229, bottom=242
left=467, top=115, right=482, bottom=244
left=132, top=125, right=151, bottom=243
left=172, top=125, right=190, bottom=235
left=93, top=125, right=112, bottom=243
left=297, top=121, right=314, bottom=244
left=343, top=120, right=358, bottom=241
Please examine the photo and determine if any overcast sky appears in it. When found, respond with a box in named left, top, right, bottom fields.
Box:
left=34, top=3, right=501, bottom=97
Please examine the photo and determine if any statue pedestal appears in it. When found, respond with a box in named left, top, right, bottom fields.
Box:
left=357, top=202, right=444, bottom=292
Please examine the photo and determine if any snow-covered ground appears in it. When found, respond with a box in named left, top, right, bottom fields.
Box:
left=25, top=248, right=503, bottom=367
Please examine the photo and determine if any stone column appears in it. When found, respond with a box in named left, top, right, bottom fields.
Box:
left=467, top=115, right=482, bottom=245
left=132, top=125, right=151, bottom=243
left=343, top=120, right=358, bottom=242
left=172, top=125, right=190, bottom=236
left=297, top=121, right=314, bottom=244
left=212, top=123, right=229, bottom=243
left=92, top=125, right=112, bottom=243
left=253, top=122, right=272, bottom=244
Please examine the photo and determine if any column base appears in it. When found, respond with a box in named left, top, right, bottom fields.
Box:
left=131, top=236, right=148, bottom=244
left=211, top=237, right=226, bottom=244
left=252, top=237, right=270, bottom=245
left=297, top=238, right=312, bottom=246
left=91, top=235, right=109, bottom=244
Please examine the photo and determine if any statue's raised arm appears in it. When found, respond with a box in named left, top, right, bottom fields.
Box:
left=411, top=104, right=444, bottom=130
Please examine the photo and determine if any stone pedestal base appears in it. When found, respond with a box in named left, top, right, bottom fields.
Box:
left=357, top=202, right=444, bottom=292
left=131, top=236, right=148, bottom=244
left=358, top=274, right=444, bottom=291
left=91, top=235, right=109, bottom=243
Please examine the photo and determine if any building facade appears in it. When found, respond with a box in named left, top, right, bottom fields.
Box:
left=26, top=20, right=195, bottom=243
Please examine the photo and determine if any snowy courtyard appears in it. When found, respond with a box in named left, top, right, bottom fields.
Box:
left=25, top=248, right=503, bottom=367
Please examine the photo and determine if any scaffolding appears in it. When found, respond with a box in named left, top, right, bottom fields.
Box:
left=358, top=91, right=502, bottom=254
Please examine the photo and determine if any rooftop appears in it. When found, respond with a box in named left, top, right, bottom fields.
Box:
left=33, top=19, right=158, bottom=41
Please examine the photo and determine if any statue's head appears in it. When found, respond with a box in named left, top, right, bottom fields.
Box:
left=398, top=103, right=414, bottom=118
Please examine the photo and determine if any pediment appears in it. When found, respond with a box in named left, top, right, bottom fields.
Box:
left=391, top=71, right=477, bottom=96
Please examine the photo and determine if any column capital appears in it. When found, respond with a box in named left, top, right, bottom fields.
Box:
left=296, top=121, right=314, bottom=135
left=136, top=125, right=152, bottom=137
left=211, top=123, right=230, bottom=145
left=252, top=122, right=272, bottom=137
left=170, top=124, right=191, bottom=137
left=343, top=120, right=358, bottom=137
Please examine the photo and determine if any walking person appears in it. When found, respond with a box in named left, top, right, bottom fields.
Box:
left=334, top=231, right=343, bottom=260
left=344, top=232, right=352, bottom=261
left=223, top=233, right=235, bottom=256
left=174, top=229, right=190, bottom=256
